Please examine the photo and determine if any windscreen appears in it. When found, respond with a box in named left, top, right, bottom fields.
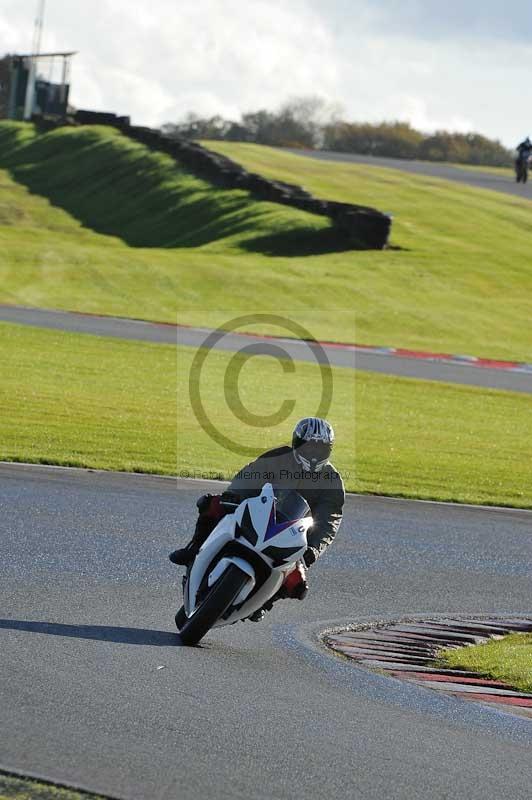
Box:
left=275, top=489, right=310, bottom=523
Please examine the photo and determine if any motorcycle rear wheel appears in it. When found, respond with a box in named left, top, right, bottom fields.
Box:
left=177, top=563, right=249, bottom=645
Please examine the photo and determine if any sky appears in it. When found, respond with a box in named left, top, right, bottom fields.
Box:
left=1, top=0, right=530, bottom=146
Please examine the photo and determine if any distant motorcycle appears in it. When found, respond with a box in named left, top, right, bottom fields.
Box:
left=515, top=152, right=530, bottom=183
left=175, top=483, right=312, bottom=645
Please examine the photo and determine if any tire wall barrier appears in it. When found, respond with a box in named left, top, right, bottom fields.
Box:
left=36, top=110, right=392, bottom=250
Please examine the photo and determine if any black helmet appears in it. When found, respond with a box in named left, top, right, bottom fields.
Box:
left=292, top=417, right=334, bottom=472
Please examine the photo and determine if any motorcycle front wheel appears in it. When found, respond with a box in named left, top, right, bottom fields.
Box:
left=176, top=563, right=250, bottom=646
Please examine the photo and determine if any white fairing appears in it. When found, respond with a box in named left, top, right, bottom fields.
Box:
left=183, top=484, right=312, bottom=626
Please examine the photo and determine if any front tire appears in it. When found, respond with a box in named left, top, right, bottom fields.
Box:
left=175, top=606, right=187, bottom=629
left=177, top=564, right=249, bottom=645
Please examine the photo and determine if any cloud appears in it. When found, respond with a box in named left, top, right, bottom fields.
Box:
left=0, top=0, right=527, bottom=145
left=1, top=0, right=340, bottom=126
left=388, top=95, right=474, bottom=134
left=314, top=0, right=532, bottom=43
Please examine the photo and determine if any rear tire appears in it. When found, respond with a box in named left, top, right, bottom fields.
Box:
left=177, top=564, right=249, bottom=646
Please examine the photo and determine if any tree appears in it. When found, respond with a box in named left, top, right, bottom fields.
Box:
left=161, top=100, right=513, bottom=167
left=161, top=113, right=233, bottom=141
left=323, top=121, right=423, bottom=158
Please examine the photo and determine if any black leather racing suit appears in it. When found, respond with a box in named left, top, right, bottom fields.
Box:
left=225, top=445, right=345, bottom=566
left=516, top=140, right=532, bottom=163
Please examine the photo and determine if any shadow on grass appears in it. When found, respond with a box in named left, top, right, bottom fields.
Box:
left=11, top=170, right=364, bottom=255
left=0, top=618, right=184, bottom=647
left=0, top=124, right=377, bottom=255
left=240, top=226, right=365, bottom=256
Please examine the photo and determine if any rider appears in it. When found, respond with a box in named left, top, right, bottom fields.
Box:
left=169, top=417, right=345, bottom=617
left=516, top=137, right=532, bottom=161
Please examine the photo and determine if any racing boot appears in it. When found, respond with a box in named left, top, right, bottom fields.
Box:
left=246, top=563, right=309, bottom=622
left=169, top=494, right=227, bottom=566
left=168, top=543, right=198, bottom=566
left=247, top=597, right=275, bottom=622
left=247, top=609, right=266, bottom=622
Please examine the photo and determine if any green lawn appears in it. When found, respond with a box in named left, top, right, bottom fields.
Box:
left=0, top=770, right=105, bottom=800
left=1, top=122, right=532, bottom=361
left=1, top=322, right=530, bottom=508
left=438, top=633, right=532, bottom=693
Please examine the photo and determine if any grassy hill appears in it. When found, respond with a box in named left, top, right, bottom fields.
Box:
left=0, top=121, right=328, bottom=250
left=1, top=122, right=532, bottom=361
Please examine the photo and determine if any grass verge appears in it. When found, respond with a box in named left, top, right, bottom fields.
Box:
left=1, top=322, right=531, bottom=508
left=438, top=633, right=532, bottom=693
left=0, top=770, right=107, bottom=800
left=0, top=122, right=532, bottom=361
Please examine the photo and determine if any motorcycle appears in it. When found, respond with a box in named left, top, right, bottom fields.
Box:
left=515, top=152, right=530, bottom=183
left=175, top=483, right=313, bottom=645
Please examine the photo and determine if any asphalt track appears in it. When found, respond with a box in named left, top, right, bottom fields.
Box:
left=2, top=463, right=532, bottom=800
left=2, top=304, right=532, bottom=394
left=286, top=148, right=532, bottom=201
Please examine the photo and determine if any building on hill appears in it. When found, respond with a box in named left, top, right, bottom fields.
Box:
left=0, top=52, right=76, bottom=121
left=0, top=56, right=10, bottom=118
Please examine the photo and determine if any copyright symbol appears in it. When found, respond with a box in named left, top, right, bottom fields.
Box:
left=188, top=314, right=333, bottom=457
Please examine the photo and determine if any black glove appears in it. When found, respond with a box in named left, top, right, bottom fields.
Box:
left=196, top=494, right=213, bottom=513
left=303, top=547, right=317, bottom=568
